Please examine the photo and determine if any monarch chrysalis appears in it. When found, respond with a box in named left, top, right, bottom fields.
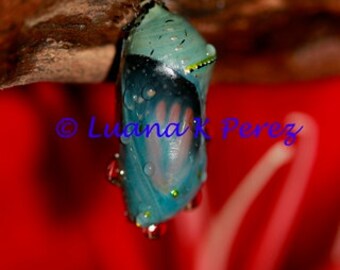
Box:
left=108, top=0, right=216, bottom=238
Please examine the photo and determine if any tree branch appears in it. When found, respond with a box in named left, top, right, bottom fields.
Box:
left=1, top=0, right=340, bottom=88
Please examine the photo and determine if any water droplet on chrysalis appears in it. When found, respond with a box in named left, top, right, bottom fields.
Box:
left=142, top=223, right=167, bottom=239
left=124, top=90, right=135, bottom=110
left=143, top=88, right=157, bottom=100
left=120, top=134, right=130, bottom=144
left=107, top=158, right=122, bottom=186
left=137, top=96, right=144, bottom=104
left=144, top=162, right=155, bottom=176
left=185, top=189, right=203, bottom=210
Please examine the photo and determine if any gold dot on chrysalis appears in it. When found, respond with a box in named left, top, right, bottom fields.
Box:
left=143, top=211, right=151, bottom=218
left=170, top=189, right=179, bottom=198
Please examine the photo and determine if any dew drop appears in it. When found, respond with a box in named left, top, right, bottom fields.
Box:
left=206, top=44, right=216, bottom=56
left=136, top=209, right=152, bottom=228
left=142, top=88, right=157, bottom=100
left=144, top=162, right=155, bottom=176
left=136, top=101, right=146, bottom=120
left=170, top=36, right=178, bottom=41
left=137, top=96, right=144, bottom=104
left=124, top=90, right=135, bottom=110
left=107, top=159, right=119, bottom=182
left=142, top=223, right=167, bottom=239
left=185, top=189, right=203, bottom=210
left=107, top=158, right=123, bottom=186
left=120, top=134, right=130, bottom=144
left=175, top=45, right=183, bottom=51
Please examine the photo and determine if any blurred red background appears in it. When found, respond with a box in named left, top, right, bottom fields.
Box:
left=0, top=80, right=339, bottom=270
